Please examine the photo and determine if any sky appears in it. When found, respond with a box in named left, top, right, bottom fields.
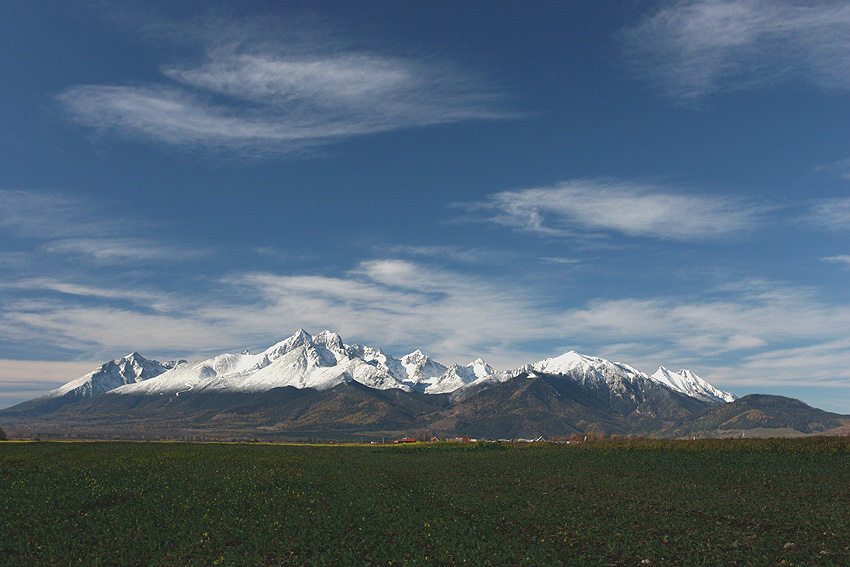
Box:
left=1, top=0, right=848, bottom=412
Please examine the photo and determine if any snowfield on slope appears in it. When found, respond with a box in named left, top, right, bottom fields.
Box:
left=35, top=329, right=736, bottom=405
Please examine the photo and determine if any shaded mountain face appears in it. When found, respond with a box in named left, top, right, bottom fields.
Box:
left=0, top=371, right=713, bottom=441
left=658, top=394, right=850, bottom=438
left=435, top=372, right=691, bottom=439
left=1, top=329, right=745, bottom=439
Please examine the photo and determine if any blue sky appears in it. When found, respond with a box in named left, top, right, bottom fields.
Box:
left=1, top=1, right=848, bottom=412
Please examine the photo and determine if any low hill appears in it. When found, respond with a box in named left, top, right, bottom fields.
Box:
left=658, top=394, right=850, bottom=438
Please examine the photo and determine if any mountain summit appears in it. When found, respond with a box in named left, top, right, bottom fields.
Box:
left=10, top=329, right=735, bottom=412
left=651, top=366, right=737, bottom=403
left=0, top=330, right=771, bottom=440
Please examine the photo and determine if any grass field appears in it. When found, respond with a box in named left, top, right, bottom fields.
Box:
left=2, top=438, right=849, bottom=566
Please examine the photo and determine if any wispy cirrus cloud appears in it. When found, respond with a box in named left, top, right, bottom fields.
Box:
left=562, top=280, right=850, bottom=357
left=822, top=254, right=850, bottom=268
left=58, top=18, right=511, bottom=156
left=40, top=237, right=208, bottom=263
left=0, top=359, right=107, bottom=408
left=815, top=158, right=850, bottom=180
left=733, top=339, right=850, bottom=385
left=0, top=189, right=202, bottom=265
left=621, top=0, right=850, bottom=100
left=8, top=278, right=177, bottom=308
left=804, top=197, right=850, bottom=231
left=215, top=259, right=549, bottom=366
left=0, top=190, right=100, bottom=239
left=2, top=253, right=849, bottom=408
left=378, top=245, right=512, bottom=266
left=464, top=179, right=768, bottom=240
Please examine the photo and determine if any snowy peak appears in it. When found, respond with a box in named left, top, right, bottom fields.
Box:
left=529, top=351, right=646, bottom=386
left=250, top=329, right=341, bottom=372
left=263, top=329, right=313, bottom=359
left=467, top=358, right=495, bottom=379
left=113, top=330, right=413, bottom=397
left=313, top=330, right=344, bottom=351
left=41, top=352, right=178, bottom=401
left=512, top=351, right=735, bottom=408
left=531, top=350, right=594, bottom=375
left=31, top=330, right=736, bottom=406
left=400, top=349, right=448, bottom=386
left=651, top=367, right=737, bottom=403
left=422, top=358, right=495, bottom=394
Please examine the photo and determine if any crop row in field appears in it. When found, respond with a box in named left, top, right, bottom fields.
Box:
left=2, top=438, right=849, bottom=566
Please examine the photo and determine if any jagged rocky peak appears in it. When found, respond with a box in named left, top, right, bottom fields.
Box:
left=313, top=330, right=344, bottom=350
left=261, top=328, right=316, bottom=360
left=39, top=352, right=175, bottom=401
left=401, top=349, right=429, bottom=364
left=432, top=358, right=496, bottom=394
left=21, top=329, right=737, bottom=407
left=651, top=366, right=737, bottom=403
left=120, top=351, right=183, bottom=375
left=401, top=349, right=447, bottom=379
left=529, top=350, right=645, bottom=385
left=468, top=358, right=494, bottom=378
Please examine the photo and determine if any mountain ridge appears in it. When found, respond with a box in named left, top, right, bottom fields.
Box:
left=17, top=329, right=735, bottom=409
left=1, top=329, right=786, bottom=441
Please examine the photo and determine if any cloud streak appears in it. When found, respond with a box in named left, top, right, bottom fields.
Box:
left=621, top=0, right=850, bottom=100
left=805, top=197, right=850, bottom=231
left=466, top=179, right=768, bottom=240
left=0, top=359, right=106, bottom=408
left=58, top=18, right=510, bottom=156
left=0, top=189, right=204, bottom=265
left=822, top=254, right=850, bottom=268
left=3, top=254, right=848, bottom=395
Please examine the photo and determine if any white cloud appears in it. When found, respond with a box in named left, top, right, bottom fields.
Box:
left=214, top=260, right=550, bottom=367
left=379, top=245, right=509, bottom=265
left=8, top=278, right=173, bottom=307
left=736, top=339, right=850, bottom=383
left=58, top=19, right=510, bottom=156
left=822, top=254, right=850, bottom=267
left=540, top=257, right=583, bottom=265
left=0, top=190, right=104, bottom=239
left=622, top=0, right=850, bottom=100
left=0, top=301, right=232, bottom=359
left=0, top=359, right=104, bottom=409
left=0, top=189, right=203, bottom=265
left=815, top=158, right=850, bottom=180
left=0, top=194, right=846, bottom=398
left=806, top=197, right=850, bottom=231
left=563, top=280, right=849, bottom=350
left=469, top=179, right=767, bottom=240
left=3, top=252, right=848, bottom=398
left=40, top=237, right=208, bottom=263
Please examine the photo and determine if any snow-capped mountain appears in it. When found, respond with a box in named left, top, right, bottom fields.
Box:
left=23, top=330, right=736, bottom=407
left=110, top=329, right=495, bottom=398
left=38, top=352, right=182, bottom=402
left=517, top=351, right=736, bottom=404
left=651, top=366, right=737, bottom=403
left=491, top=350, right=664, bottom=411
left=400, top=350, right=450, bottom=393
left=461, top=350, right=736, bottom=409
left=529, top=351, right=647, bottom=388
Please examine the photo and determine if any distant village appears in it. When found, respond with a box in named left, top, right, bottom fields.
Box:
left=388, top=433, right=612, bottom=444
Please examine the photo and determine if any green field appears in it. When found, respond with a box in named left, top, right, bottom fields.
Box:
left=2, top=439, right=849, bottom=566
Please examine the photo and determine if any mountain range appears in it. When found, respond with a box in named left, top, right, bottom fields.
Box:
left=1, top=329, right=846, bottom=441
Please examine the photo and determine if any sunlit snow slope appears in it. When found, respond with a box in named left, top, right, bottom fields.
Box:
left=34, top=330, right=736, bottom=405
